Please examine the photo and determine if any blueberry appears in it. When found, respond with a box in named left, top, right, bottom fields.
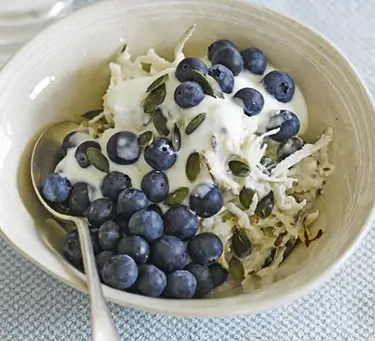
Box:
left=63, top=229, right=101, bottom=269
left=75, top=141, right=101, bottom=168
left=96, top=251, right=114, bottom=273
left=141, top=170, right=169, bottom=203
left=208, top=39, right=237, bottom=61
left=277, top=137, right=303, bottom=160
left=116, top=188, right=149, bottom=218
left=68, top=182, right=90, bottom=216
left=233, top=88, right=264, bottom=116
left=40, top=172, right=72, bottom=203
left=148, top=204, right=163, bottom=217
left=266, top=110, right=300, bottom=142
left=58, top=131, right=78, bottom=159
left=164, top=270, right=197, bottom=299
left=174, top=81, right=205, bottom=109
left=128, top=208, right=164, bottom=242
left=62, top=230, right=83, bottom=268
left=144, top=137, right=177, bottom=171
left=113, top=214, right=129, bottom=235
left=101, top=254, right=139, bottom=290
left=107, top=131, right=141, bottom=165
left=211, top=46, right=244, bottom=76
left=208, top=64, right=234, bottom=94
left=164, top=205, right=199, bottom=240
left=101, top=171, right=132, bottom=201
left=189, top=183, right=223, bottom=218
left=87, top=198, right=115, bottom=228
left=208, top=263, right=229, bottom=287
left=175, top=57, right=208, bottom=82
left=88, top=228, right=102, bottom=255
left=241, top=48, right=267, bottom=75
left=117, top=236, right=150, bottom=265
left=262, top=70, right=295, bottom=103
left=134, top=264, right=167, bottom=297
left=98, top=221, right=120, bottom=251
left=150, top=236, right=187, bottom=273
left=188, top=232, right=223, bottom=265
left=185, top=264, right=213, bottom=297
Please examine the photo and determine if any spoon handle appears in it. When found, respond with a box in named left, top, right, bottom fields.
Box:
left=76, top=218, right=120, bottom=341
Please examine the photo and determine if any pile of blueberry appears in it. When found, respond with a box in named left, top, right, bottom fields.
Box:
left=41, top=128, right=227, bottom=299
left=42, top=167, right=228, bottom=298
left=173, top=39, right=302, bottom=156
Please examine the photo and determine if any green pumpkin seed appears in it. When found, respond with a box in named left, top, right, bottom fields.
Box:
left=153, top=108, right=169, bottom=136
left=239, top=187, right=255, bottom=209
left=171, top=123, right=181, bottom=151
left=164, top=187, right=189, bottom=206
left=146, top=73, right=169, bottom=93
left=138, top=131, right=154, bottom=147
left=232, top=227, right=252, bottom=258
left=282, top=239, right=298, bottom=263
left=121, top=44, right=127, bottom=53
left=186, top=152, right=201, bottom=182
left=187, top=70, right=224, bottom=99
left=229, top=257, right=245, bottom=282
left=82, top=109, right=102, bottom=120
left=143, top=84, right=166, bottom=114
left=262, top=248, right=276, bottom=268
left=228, top=160, right=250, bottom=177
left=86, top=147, right=109, bottom=173
left=185, top=113, right=206, bottom=135
left=260, top=156, right=277, bottom=175
left=255, top=191, right=274, bottom=219
left=222, top=211, right=236, bottom=223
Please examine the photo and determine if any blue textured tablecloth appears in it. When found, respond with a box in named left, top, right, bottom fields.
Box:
left=1, top=1, right=375, bottom=340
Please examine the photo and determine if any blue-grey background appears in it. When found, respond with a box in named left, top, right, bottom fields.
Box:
left=1, top=0, right=375, bottom=340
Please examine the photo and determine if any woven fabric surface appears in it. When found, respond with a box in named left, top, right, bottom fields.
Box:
left=1, top=0, right=375, bottom=340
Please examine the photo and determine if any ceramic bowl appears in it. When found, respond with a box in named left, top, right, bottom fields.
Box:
left=0, top=0, right=374, bottom=317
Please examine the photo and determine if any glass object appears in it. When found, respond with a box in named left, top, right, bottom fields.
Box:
left=0, top=0, right=75, bottom=66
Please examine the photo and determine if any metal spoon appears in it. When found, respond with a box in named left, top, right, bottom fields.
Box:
left=30, top=121, right=120, bottom=341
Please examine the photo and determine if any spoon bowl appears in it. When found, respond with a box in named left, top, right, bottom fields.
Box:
left=30, top=121, right=120, bottom=341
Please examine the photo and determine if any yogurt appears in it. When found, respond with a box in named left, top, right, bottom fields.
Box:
left=56, top=63, right=308, bottom=201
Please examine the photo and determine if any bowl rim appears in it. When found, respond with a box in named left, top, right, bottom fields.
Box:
left=1, top=0, right=375, bottom=317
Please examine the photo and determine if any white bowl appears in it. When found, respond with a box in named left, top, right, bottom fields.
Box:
left=0, top=0, right=375, bottom=317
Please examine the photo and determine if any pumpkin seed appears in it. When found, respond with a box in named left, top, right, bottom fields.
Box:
left=222, top=211, right=236, bottom=223
left=260, top=156, right=277, bottom=175
left=143, top=84, right=166, bottom=114
left=186, top=152, right=201, bottom=182
left=146, top=73, right=169, bottom=93
left=207, top=74, right=225, bottom=99
left=229, top=257, right=245, bottom=282
left=255, top=191, right=274, bottom=219
left=239, top=187, right=255, bottom=209
left=153, top=108, right=169, bottom=136
left=186, top=70, right=224, bottom=99
left=86, top=147, right=109, bottom=173
left=232, top=227, right=252, bottom=258
left=164, top=187, right=189, bottom=206
left=138, top=131, right=154, bottom=147
left=121, top=44, right=127, bottom=53
left=262, top=248, right=276, bottom=268
left=171, top=123, right=181, bottom=151
left=281, top=239, right=298, bottom=263
left=228, top=160, right=250, bottom=177
left=82, top=109, right=102, bottom=120
left=185, top=112, right=206, bottom=135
